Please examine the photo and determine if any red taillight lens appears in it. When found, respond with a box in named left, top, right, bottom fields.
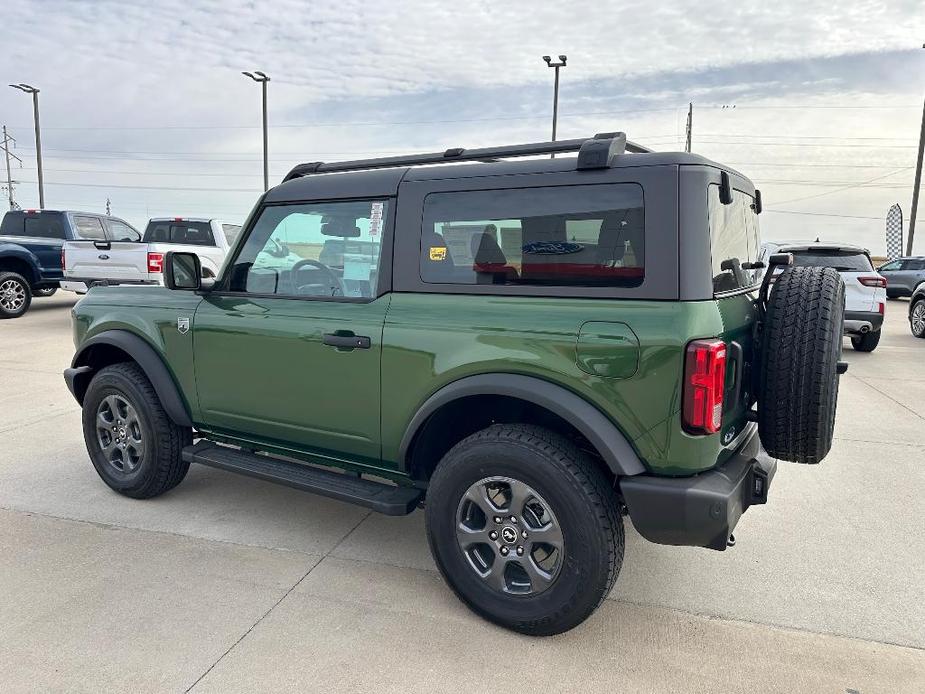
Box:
left=858, top=276, right=886, bottom=288
left=61, top=247, right=66, bottom=270
left=878, top=301, right=885, bottom=315
left=147, top=252, right=164, bottom=273
left=683, top=339, right=727, bottom=435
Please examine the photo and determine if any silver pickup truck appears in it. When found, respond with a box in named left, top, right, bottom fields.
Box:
left=62, top=218, right=241, bottom=292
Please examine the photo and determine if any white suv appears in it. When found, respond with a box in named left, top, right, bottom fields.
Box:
left=761, top=242, right=886, bottom=352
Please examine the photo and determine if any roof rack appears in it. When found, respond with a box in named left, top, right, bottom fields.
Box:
left=281, top=131, right=652, bottom=182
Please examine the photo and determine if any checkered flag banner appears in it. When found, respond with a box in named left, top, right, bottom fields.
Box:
left=886, top=203, right=903, bottom=260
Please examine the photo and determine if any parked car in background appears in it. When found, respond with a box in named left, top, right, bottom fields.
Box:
left=0, top=209, right=140, bottom=318
left=910, top=283, right=925, bottom=338
left=760, top=241, right=886, bottom=352
left=63, top=218, right=239, bottom=291
left=877, top=256, right=925, bottom=298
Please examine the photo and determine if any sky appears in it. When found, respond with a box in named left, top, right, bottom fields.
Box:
left=2, top=0, right=924, bottom=254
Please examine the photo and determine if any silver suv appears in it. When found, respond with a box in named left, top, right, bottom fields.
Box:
left=879, top=256, right=925, bottom=298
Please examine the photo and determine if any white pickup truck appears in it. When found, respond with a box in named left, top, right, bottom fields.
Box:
left=62, top=218, right=242, bottom=292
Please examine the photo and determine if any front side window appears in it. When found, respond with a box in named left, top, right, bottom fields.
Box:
left=709, top=186, right=760, bottom=293
left=227, top=200, right=387, bottom=299
left=420, top=184, right=645, bottom=288
left=73, top=215, right=106, bottom=240
left=107, top=220, right=141, bottom=242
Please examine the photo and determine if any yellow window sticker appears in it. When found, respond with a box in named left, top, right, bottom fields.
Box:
left=429, top=246, right=447, bottom=261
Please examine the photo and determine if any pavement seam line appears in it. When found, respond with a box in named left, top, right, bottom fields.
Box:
left=847, top=372, right=925, bottom=422
left=184, top=510, right=373, bottom=693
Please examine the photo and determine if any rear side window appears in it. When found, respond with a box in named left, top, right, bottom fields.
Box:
left=106, top=220, right=141, bottom=242
left=222, top=224, right=242, bottom=245
left=420, top=184, right=645, bottom=287
left=24, top=215, right=66, bottom=239
left=73, top=215, right=106, bottom=240
left=709, top=186, right=760, bottom=293
left=791, top=250, right=873, bottom=272
left=143, top=221, right=215, bottom=246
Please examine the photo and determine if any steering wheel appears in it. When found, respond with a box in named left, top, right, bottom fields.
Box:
left=290, top=258, right=343, bottom=297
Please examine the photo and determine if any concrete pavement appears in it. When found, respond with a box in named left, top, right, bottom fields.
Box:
left=1, top=292, right=923, bottom=692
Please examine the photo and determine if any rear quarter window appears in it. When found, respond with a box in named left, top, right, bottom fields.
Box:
left=73, top=215, right=106, bottom=240
left=709, top=186, right=760, bottom=293
left=419, top=184, right=645, bottom=288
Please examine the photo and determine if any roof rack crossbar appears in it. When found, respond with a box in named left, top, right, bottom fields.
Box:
left=282, top=133, right=652, bottom=182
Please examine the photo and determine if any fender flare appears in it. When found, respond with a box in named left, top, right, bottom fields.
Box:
left=68, top=330, right=193, bottom=427
left=398, top=374, right=646, bottom=477
left=0, top=245, right=40, bottom=284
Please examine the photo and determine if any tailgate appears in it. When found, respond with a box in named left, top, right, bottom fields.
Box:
left=64, top=240, right=151, bottom=284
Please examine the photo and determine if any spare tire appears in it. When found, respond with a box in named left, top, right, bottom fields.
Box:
left=757, top=266, right=844, bottom=464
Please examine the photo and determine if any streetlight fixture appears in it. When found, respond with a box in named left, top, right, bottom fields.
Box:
left=8, top=83, right=44, bottom=208
left=242, top=71, right=271, bottom=191
left=542, top=55, right=567, bottom=157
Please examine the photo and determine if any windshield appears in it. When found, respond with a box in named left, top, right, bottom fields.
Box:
left=790, top=250, right=873, bottom=272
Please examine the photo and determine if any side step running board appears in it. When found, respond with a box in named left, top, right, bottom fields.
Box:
left=182, top=441, right=422, bottom=516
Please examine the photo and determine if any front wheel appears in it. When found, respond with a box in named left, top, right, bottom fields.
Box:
left=425, top=424, right=623, bottom=636
left=851, top=329, right=881, bottom=352
left=81, top=362, right=191, bottom=498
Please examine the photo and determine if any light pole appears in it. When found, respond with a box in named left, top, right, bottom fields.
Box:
left=542, top=55, right=567, bottom=157
left=9, top=84, right=44, bottom=208
left=242, top=71, right=271, bottom=191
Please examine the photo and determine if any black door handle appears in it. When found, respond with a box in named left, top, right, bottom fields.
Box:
left=323, top=333, right=371, bottom=349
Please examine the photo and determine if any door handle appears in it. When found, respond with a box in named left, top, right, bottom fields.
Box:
left=93, top=241, right=111, bottom=250
left=323, top=332, right=371, bottom=350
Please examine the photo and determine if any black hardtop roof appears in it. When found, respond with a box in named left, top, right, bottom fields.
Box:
left=266, top=150, right=748, bottom=204
left=265, top=132, right=751, bottom=203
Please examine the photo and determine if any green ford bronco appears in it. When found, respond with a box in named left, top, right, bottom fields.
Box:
left=65, top=133, right=845, bottom=635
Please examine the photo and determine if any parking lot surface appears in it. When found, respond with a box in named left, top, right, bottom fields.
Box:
left=1, top=293, right=923, bottom=693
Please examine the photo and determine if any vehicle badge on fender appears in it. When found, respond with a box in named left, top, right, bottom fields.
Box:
left=177, top=317, right=190, bottom=334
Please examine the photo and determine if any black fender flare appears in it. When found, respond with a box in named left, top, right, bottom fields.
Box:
left=66, top=330, right=193, bottom=427
left=398, top=374, right=646, bottom=477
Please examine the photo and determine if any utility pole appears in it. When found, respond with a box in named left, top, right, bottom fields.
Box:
left=542, top=55, right=567, bottom=157
left=908, top=93, right=925, bottom=256
left=8, top=84, right=44, bottom=208
left=685, top=102, right=693, bottom=153
left=2, top=125, right=23, bottom=210
left=242, top=71, right=271, bottom=191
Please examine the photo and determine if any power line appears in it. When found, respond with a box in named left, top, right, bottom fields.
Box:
left=763, top=210, right=884, bottom=220
left=768, top=167, right=913, bottom=206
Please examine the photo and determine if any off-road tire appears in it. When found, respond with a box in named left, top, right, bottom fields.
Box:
left=851, top=329, right=881, bottom=352
left=82, top=362, right=191, bottom=498
left=33, top=287, right=58, bottom=297
left=425, top=424, right=623, bottom=636
left=0, top=271, right=32, bottom=318
left=758, top=266, right=844, bottom=464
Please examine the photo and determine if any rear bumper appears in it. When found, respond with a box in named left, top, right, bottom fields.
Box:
left=844, top=310, right=883, bottom=334
left=66, top=277, right=161, bottom=288
left=59, top=280, right=88, bottom=294
left=620, top=427, right=776, bottom=551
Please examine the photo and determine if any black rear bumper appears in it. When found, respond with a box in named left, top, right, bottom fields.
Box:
left=620, top=427, right=776, bottom=551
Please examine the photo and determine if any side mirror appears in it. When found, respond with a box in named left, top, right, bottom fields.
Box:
left=164, top=251, right=202, bottom=291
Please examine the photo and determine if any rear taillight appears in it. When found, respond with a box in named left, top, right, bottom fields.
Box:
left=147, top=252, right=164, bottom=273
left=683, top=339, right=727, bottom=435
left=858, top=276, right=887, bottom=288
left=878, top=301, right=885, bottom=315
left=61, top=247, right=66, bottom=270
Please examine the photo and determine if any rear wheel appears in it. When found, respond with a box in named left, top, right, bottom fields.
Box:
left=82, top=362, right=191, bottom=498
left=851, top=329, right=881, bottom=352
left=758, top=266, right=844, bottom=464
left=0, top=271, right=32, bottom=318
left=425, top=424, right=623, bottom=636
left=33, top=287, right=58, bottom=297
left=911, top=298, right=925, bottom=338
